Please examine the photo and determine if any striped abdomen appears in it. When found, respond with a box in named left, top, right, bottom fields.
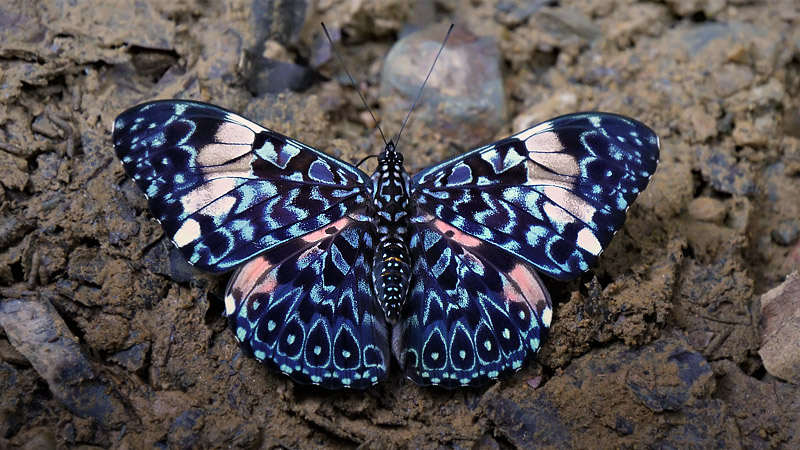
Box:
left=371, top=142, right=411, bottom=323
left=373, top=237, right=411, bottom=323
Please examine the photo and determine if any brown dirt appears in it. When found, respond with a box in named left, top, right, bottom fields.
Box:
left=1, top=0, right=799, bottom=448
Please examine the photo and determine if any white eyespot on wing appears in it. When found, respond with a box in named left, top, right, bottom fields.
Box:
left=576, top=228, right=602, bottom=256
left=173, top=218, right=202, bottom=247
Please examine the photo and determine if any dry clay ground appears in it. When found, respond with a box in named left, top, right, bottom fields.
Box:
left=1, top=0, right=800, bottom=448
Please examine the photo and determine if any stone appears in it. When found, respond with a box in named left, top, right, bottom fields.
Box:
left=696, top=145, right=755, bottom=195
left=249, top=0, right=308, bottom=48
left=484, top=333, right=732, bottom=448
left=168, top=408, right=205, bottom=449
left=687, top=197, right=726, bottom=223
left=663, top=0, right=725, bottom=17
left=0, top=151, right=29, bottom=191
left=759, top=271, right=800, bottom=383
left=379, top=25, right=506, bottom=161
left=247, top=59, right=325, bottom=94
left=142, top=240, right=209, bottom=286
left=41, top=0, right=175, bottom=50
left=536, top=7, right=602, bottom=42
left=771, top=220, right=800, bottom=246
left=679, top=106, right=718, bottom=142
left=243, top=0, right=319, bottom=95
left=484, top=393, right=571, bottom=448
left=732, top=117, right=767, bottom=147
left=109, top=342, right=149, bottom=373
left=0, top=298, right=129, bottom=426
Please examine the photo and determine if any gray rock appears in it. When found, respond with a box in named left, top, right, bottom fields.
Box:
left=771, top=220, right=800, bottom=246
left=494, top=0, right=549, bottom=26
left=108, top=342, right=150, bottom=373
left=536, top=7, right=602, bottom=42
left=715, top=360, right=800, bottom=448
left=484, top=393, right=571, bottom=448
left=0, top=214, right=34, bottom=251
left=379, top=25, right=506, bottom=159
left=249, top=0, right=308, bottom=48
left=244, top=0, right=320, bottom=95
left=0, top=298, right=129, bottom=426
left=696, top=146, right=755, bottom=195
left=168, top=408, right=205, bottom=449
left=627, top=346, right=712, bottom=412
left=247, top=58, right=325, bottom=95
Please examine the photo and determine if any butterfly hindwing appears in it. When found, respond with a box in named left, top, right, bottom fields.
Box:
left=225, top=214, right=390, bottom=389
left=393, top=214, right=551, bottom=388
left=412, top=112, right=660, bottom=280
left=112, top=100, right=371, bottom=272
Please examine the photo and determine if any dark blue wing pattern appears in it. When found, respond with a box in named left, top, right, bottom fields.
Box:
left=412, top=113, right=660, bottom=280
left=393, top=215, right=551, bottom=388
left=225, top=215, right=389, bottom=389
left=113, top=100, right=387, bottom=389
left=402, top=113, right=659, bottom=386
left=112, top=100, right=371, bottom=273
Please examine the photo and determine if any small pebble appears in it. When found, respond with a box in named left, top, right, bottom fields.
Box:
left=687, top=197, right=726, bottom=223
left=771, top=220, right=800, bottom=246
left=526, top=375, right=543, bottom=389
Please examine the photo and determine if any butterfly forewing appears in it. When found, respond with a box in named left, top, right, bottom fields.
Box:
left=112, top=100, right=371, bottom=272
left=412, top=112, right=660, bottom=280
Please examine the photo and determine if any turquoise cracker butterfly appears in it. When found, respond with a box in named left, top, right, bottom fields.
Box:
left=113, top=100, right=659, bottom=389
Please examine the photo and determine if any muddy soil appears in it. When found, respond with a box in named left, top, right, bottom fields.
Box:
left=1, top=0, right=799, bottom=448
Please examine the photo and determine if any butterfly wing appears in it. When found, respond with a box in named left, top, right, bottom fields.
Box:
left=114, top=100, right=387, bottom=388
left=393, top=216, right=551, bottom=388
left=412, top=112, right=660, bottom=280
left=225, top=215, right=389, bottom=389
left=112, top=100, right=371, bottom=272
left=399, top=113, right=659, bottom=387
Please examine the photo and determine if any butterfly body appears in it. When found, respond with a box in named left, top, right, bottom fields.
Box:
left=113, top=100, right=659, bottom=389
left=370, top=143, right=413, bottom=323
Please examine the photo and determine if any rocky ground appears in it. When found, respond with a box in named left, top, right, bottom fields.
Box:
left=1, top=0, right=799, bottom=448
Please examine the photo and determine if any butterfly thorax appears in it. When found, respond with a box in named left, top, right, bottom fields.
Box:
left=370, top=142, right=412, bottom=324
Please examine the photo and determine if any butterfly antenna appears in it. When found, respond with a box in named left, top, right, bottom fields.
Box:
left=394, top=23, right=455, bottom=150
left=321, top=22, right=388, bottom=146
left=356, top=153, right=379, bottom=167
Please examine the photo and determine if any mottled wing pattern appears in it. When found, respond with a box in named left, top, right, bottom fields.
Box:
left=393, top=215, right=551, bottom=388
left=225, top=215, right=390, bottom=389
left=401, top=113, right=659, bottom=387
left=412, top=113, right=660, bottom=280
left=112, top=100, right=370, bottom=273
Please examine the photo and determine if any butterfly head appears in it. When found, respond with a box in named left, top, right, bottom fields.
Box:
left=379, top=140, right=403, bottom=165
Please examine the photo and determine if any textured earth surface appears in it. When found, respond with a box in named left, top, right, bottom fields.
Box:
left=1, top=0, right=800, bottom=448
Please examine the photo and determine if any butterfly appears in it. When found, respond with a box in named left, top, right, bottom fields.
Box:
left=113, top=100, right=659, bottom=389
